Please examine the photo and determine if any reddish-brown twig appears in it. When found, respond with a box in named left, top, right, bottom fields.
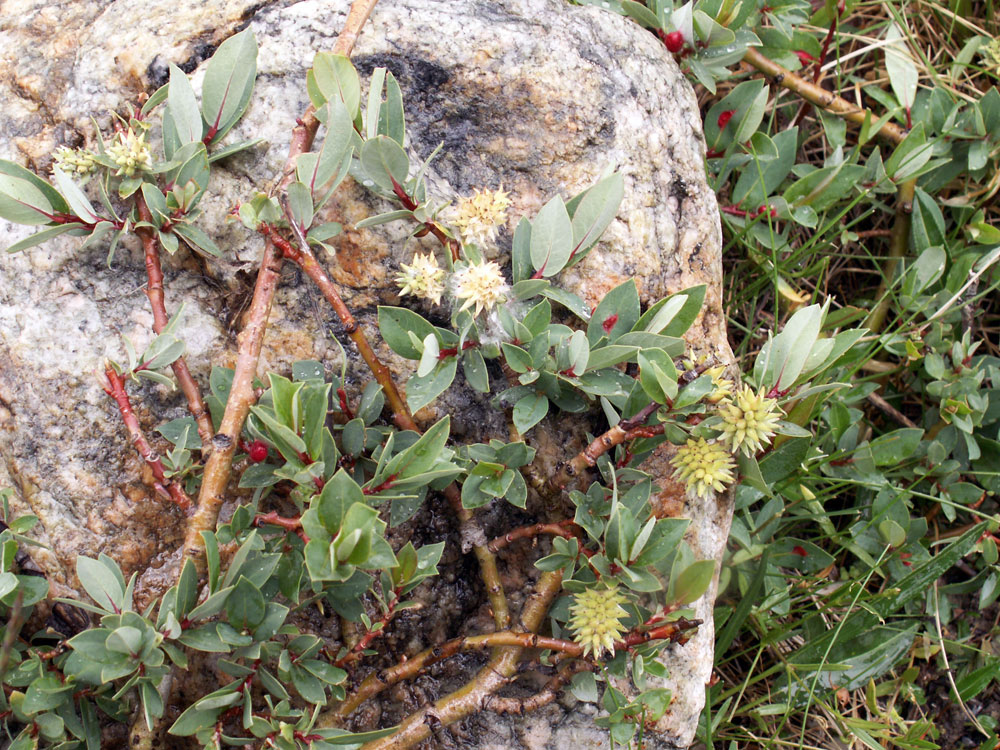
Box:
left=134, top=192, right=214, bottom=450
left=548, top=401, right=662, bottom=494
left=545, top=357, right=719, bottom=495
left=335, top=589, right=402, bottom=668
left=263, top=219, right=420, bottom=434
left=102, top=368, right=193, bottom=512
left=390, top=180, right=462, bottom=262
left=486, top=519, right=581, bottom=553
left=253, top=511, right=308, bottom=544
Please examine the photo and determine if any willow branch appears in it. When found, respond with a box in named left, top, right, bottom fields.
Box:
left=866, top=179, right=916, bottom=333
left=321, top=570, right=563, bottom=734
left=179, top=241, right=282, bottom=572
left=134, top=192, right=214, bottom=451
left=742, top=47, right=908, bottom=146
left=486, top=660, right=592, bottom=716
left=102, top=368, right=193, bottom=512
left=442, top=481, right=511, bottom=631
left=334, top=589, right=401, bottom=668
left=487, top=520, right=581, bottom=553
left=326, top=579, right=699, bottom=745
left=178, top=0, right=380, bottom=577
left=548, top=401, right=661, bottom=494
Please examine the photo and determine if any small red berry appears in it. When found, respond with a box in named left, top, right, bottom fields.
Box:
left=664, top=31, right=684, bottom=54
left=249, top=440, right=268, bottom=463
left=717, top=110, right=735, bottom=129
left=602, top=313, right=619, bottom=334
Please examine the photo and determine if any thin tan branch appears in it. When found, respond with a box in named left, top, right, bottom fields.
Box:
left=742, top=47, right=908, bottom=146
left=548, top=401, right=661, bottom=494
left=485, top=660, right=592, bottom=716
left=487, top=520, right=581, bottom=553
left=178, top=0, right=380, bottom=577
left=866, top=391, right=917, bottom=429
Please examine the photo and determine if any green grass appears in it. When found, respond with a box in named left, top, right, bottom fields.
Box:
left=693, top=0, right=1000, bottom=746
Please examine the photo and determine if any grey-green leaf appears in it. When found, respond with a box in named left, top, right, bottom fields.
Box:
left=167, top=63, right=203, bottom=145
left=360, top=136, right=410, bottom=194
left=512, top=392, right=548, bottom=434
left=529, top=195, right=573, bottom=277
left=0, top=173, right=56, bottom=225
left=201, top=28, right=258, bottom=143
left=569, top=172, right=623, bottom=264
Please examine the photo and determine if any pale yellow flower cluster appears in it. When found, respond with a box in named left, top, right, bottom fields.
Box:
left=107, top=128, right=153, bottom=177
left=568, top=584, right=629, bottom=658
left=396, top=252, right=446, bottom=306
left=452, top=260, right=509, bottom=317
left=671, top=437, right=736, bottom=500
left=52, top=147, right=97, bottom=178
left=718, top=384, right=783, bottom=456
left=670, top=378, right=784, bottom=500
left=451, top=187, right=511, bottom=248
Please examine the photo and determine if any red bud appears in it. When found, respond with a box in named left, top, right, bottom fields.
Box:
left=717, top=110, right=735, bottom=129
left=249, top=440, right=269, bottom=463
left=795, top=50, right=818, bottom=66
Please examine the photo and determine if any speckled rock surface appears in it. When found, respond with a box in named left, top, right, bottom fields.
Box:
left=0, top=0, right=729, bottom=747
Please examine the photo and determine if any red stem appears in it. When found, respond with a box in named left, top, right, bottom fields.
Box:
left=261, top=221, right=420, bottom=434
left=134, top=192, right=215, bottom=450
left=335, top=589, right=401, bottom=667
left=362, top=474, right=397, bottom=495
left=49, top=211, right=125, bottom=231
left=438, top=341, right=477, bottom=360
left=814, top=2, right=843, bottom=84
left=389, top=178, right=461, bottom=261
left=337, top=388, right=354, bottom=419
left=102, top=368, right=193, bottom=512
